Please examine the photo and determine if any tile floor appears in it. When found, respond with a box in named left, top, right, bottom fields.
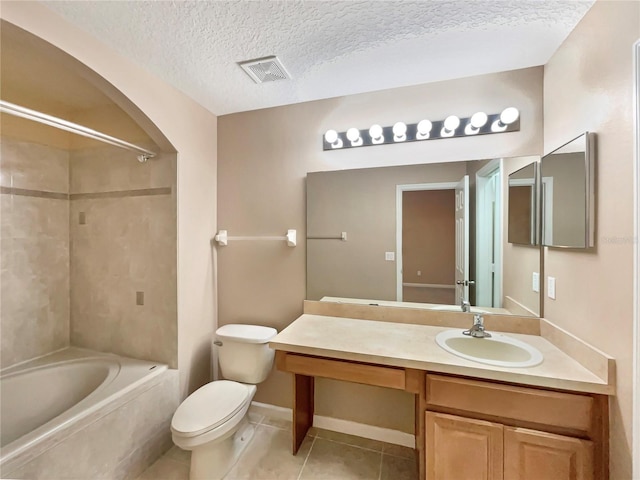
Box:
left=136, top=413, right=418, bottom=480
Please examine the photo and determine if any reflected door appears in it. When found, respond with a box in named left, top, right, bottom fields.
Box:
left=455, top=175, right=470, bottom=304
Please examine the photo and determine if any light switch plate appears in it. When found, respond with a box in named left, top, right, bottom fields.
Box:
left=532, top=272, right=539, bottom=293
left=385, top=252, right=395, bottom=261
left=547, top=276, right=556, bottom=299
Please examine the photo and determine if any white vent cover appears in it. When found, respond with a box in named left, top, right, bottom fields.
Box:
left=238, top=56, right=291, bottom=84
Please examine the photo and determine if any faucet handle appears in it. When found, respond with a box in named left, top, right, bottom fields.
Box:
left=473, top=313, right=483, bottom=325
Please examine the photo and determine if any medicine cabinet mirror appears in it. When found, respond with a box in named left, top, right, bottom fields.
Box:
left=306, top=156, right=542, bottom=317
left=541, top=132, right=595, bottom=248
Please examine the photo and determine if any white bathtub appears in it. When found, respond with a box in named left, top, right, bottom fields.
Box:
left=0, top=348, right=168, bottom=473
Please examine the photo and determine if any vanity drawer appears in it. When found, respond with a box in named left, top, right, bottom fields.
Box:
left=276, top=352, right=406, bottom=390
left=426, top=374, right=594, bottom=434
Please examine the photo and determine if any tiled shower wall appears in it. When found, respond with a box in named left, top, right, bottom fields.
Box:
left=0, top=137, right=177, bottom=369
left=69, top=146, right=177, bottom=367
left=0, top=138, right=71, bottom=368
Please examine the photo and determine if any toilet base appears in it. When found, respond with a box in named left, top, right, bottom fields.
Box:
left=189, top=418, right=255, bottom=480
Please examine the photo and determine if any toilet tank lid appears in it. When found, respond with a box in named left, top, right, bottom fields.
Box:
left=216, top=324, right=277, bottom=344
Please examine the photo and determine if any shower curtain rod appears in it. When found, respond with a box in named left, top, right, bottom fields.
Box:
left=0, top=100, right=157, bottom=162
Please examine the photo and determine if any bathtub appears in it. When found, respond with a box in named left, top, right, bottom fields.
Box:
left=0, top=348, right=170, bottom=477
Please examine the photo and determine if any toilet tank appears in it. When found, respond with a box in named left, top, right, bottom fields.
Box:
left=215, top=324, right=278, bottom=384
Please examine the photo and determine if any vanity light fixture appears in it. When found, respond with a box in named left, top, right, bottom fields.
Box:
left=491, top=107, right=520, bottom=132
left=322, top=108, right=520, bottom=151
left=465, top=111, right=488, bottom=135
left=324, top=129, right=343, bottom=149
left=441, top=115, right=460, bottom=137
left=369, top=124, right=384, bottom=144
left=346, top=127, right=363, bottom=147
left=393, top=122, right=407, bottom=142
left=416, top=119, right=433, bottom=139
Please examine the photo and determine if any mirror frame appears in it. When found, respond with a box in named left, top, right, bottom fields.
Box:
left=541, top=131, right=596, bottom=249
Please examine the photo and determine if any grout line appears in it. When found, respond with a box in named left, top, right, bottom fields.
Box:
left=377, top=450, right=384, bottom=480
left=296, top=435, right=316, bottom=480
left=315, top=436, right=383, bottom=454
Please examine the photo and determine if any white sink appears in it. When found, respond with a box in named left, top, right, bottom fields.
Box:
left=435, top=329, right=543, bottom=368
left=428, top=305, right=490, bottom=314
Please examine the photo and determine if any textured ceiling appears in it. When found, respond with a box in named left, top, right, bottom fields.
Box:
left=42, top=0, right=594, bottom=115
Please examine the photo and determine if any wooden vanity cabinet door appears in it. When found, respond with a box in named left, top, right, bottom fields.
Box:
left=504, top=427, right=594, bottom=480
left=426, top=412, right=503, bottom=480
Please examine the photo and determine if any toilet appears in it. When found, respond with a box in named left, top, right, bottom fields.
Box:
left=171, top=324, right=277, bottom=480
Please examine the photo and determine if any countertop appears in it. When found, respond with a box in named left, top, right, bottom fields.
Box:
left=270, top=314, right=614, bottom=395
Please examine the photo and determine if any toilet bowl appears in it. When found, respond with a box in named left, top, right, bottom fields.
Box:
left=170, top=324, right=277, bottom=480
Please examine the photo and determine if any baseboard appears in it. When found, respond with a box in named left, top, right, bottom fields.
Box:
left=250, top=401, right=415, bottom=448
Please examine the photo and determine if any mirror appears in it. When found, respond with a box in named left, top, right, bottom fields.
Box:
left=307, top=157, right=541, bottom=317
left=541, top=132, right=595, bottom=248
left=508, top=162, right=537, bottom=246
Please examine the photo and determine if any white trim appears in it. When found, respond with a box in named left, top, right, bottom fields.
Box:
left=632, top=38, right=640, bottom=480
left=395, top=182, right=458, bottom=301
left=541, top=176, right=554, bottom=245
left=313, top=415, right=415, bottom=448
left=402, top=282, right=455, bottom=289
left=249, top=402, right=415, bottom=448
left=475, top=160, right=501, bottom=307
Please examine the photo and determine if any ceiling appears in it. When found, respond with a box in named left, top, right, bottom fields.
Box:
left=42, top=0, right=594, bottom=116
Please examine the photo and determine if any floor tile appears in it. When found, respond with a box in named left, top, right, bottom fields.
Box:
left=260, top=416, right=292, bottom=430
left=299, top=437, right=382, bottom=480
left=224, top=424, right=313, bottom=480
left=135, top=456, right=189, bottom=480
left=380, top=453, right=418, bottom=480
left=382, top=443, right=416, bottom=459
left=164, top=445, right=191, bottom=466
left=313, top=428, right=385, bottom=452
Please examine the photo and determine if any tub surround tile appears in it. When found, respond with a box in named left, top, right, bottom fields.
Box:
left=116, top=426, right=174, bottom=480
left=69, top=187, right=171, bottom=200
left=0, top=138, right=69, bottom=192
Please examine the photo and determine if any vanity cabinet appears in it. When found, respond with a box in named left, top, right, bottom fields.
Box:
left=426, top=412, right=594, bottom=480
left=424, top=374, right=604, bottom=480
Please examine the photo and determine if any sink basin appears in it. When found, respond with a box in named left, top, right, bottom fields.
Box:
left=435, top=329, right=543, bottom=368
left=429, top=305, right=490, bottom=314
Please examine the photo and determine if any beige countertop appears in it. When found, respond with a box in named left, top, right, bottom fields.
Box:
left=270, top=314, right=614, bottom=395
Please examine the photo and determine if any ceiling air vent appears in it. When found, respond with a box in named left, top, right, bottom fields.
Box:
left=238, top=56, right=291, bottom=84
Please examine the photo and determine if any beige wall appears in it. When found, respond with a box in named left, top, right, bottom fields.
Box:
left=69, top=145, right=177, bottom=367
left=0, top=138, right=70, bottom=368
left=1, top=3, right=219, bottom=396
left=219, top=67, right=543, bottom=430
left=543, top=1, right=639, bottom=478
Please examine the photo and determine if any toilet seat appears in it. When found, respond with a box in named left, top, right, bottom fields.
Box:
left=171, top=380, right=254, bottom=438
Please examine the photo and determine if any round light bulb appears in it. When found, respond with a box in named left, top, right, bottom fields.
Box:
left=500, top=107, right=519, bottom=125
left=417, top=119, right=433, bottom=135
left=369, top=124, right=383, bottom=140
left=346, top=128, right=361, bottom=142
left=392, top=122, right=407, bottom=136
left=324, top=129, right=338, bottom=144
left=470, top=112, right=488, bottom=129
left=444, top=115, right=460, bottom=132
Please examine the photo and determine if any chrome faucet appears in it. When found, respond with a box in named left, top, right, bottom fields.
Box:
left=463, top=314, right=492, bottom=338
left=460, top=299, right=471, bottom=313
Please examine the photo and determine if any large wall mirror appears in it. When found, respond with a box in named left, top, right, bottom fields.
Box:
left=306, top=156, right=542, bottom=317
left=541, top=132, right=595, bottom=248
